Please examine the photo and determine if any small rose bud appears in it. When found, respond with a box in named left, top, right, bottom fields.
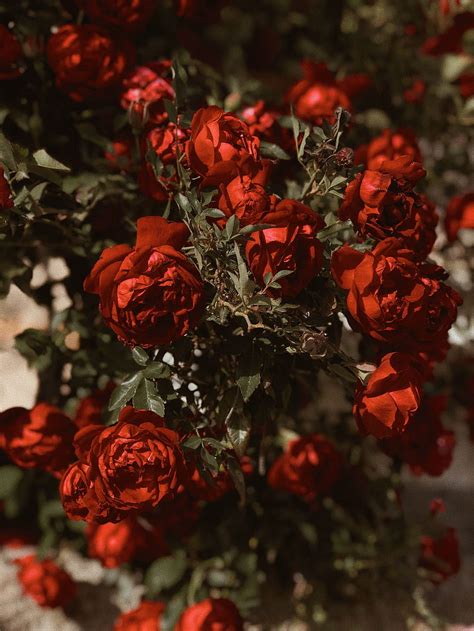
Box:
left=301, top=331, right=327, bottom=358
left=334, top=147, right=354, bottom=168
left=128, top=100, right=149, bottom=133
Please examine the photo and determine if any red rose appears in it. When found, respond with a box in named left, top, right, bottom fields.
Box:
left=331, top=239, right=462, bottom=354
left=444, top=191, right=474, bottom=242
left=245, top=201, right=324, bottom=298
left=186, top=106, right=260, bottom=183
left=286, top=61, right=351, bottom=125
left=121, top=62, right=175, bottom=127
left=74, top=382, right=115, bottom=428
left=84, top=216, right=204, bottom=348
left=419, top=528, right=461, bottom=583
left=381, top=395, right=455, bottom=475
left=105, top=138, right=134, bottom=172
left=422, top=12, right=474, bottom=56
left=77, top=0, right=157, bottom=32
left=339, top=157, right=438, bottom=258
left=355, top=129, right=422, bottom=170
left=114, top=600, right=166, bottom=631
left=268, top=434, right=342, bottom=502
left=403, top=79, right=426, bottom=104
left=0, top=25, right=22, bottom=80
left=353, top=353, right=425, bottom=439
left=47, top=25, right=134, bottom=102
left=16, top=555, right=76, bottom=608
left=146, top=122, right=190, bottom=165
left=61, top=407, right=187, bottom=523
left=0, top=403, right=76, bottom=476
left=459, top=72, right=474, bottom=99
left=60, top=460, right=92, bottom=521
left=175, top=598, right=243, bottom=631
left=0, top=167, right=14, bottom=209
left=240, top=100, right=292, bottom=149
left=215, top=160, right=271, bottom=225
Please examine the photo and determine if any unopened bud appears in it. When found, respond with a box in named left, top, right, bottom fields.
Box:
left=334, top=147, right=354, bottom=168
left=301, top=331, right=328, bottom=359
left=128, top=100, right=149, bottom=133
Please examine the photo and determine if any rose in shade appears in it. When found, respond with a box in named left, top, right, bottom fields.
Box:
left=77, top=0, right=157, bottom=32
left=354, top=129, right=422, bottom=170
left=47, top=25, right=134, bottom=102
left=0, top=403, right=76, bottom=477
left=380, top=395, right=455, bottom=475
left=121, top=62, right=175, bottom=127
left=444, top=191, right=474, bottom=242
left=16, top=555, right=76, bottom=609
left=0, top=25, right=22, bottom=80
left=268, top=434, right=343, bottom=502
left=419, top=528, right=461, bottom=583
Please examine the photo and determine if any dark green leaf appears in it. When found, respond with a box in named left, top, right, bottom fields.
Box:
left=145, top=551, right=187, bottom=596
left=0, top=466, right=23, bottom=499
left=260, top=141, right=291, bottom=160
left=108, top=372, right=144, bottom=411
left=132, top=346, right=149, bottom=366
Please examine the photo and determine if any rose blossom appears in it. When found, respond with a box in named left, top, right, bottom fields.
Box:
left=47, top=24, right=134, bottom=102
left=121, top=62, right=175, bottom=127
left=74, top=382, right=115, bottom=428
left=0, top=403, right=76, bottom=476
left=186, top=106, right=260, bottom=184
left=114, top=600, right=166, bottom=630
left=175, top=598, right=243, bottom=631
left=60, top=407, right=187, bottom=523
left=331, top=239, right=462, bottom=355
left=419, top=528, right=461, bottom=583
left=444, top=191, right=474, bottom=242
left=380, top=395, right=455, bottom=475
left=84, top=215, right=205, bottom=348
left=353, top=353, right=425, bottom=439
left=355, top=129, right=422, bottom=170
left=77, top=0, right=157, bottom=32
left=0, top=25, right=22, bottom=80
left=339, top=156, right=438, bottom=258
left=245, top=200, right=324, bottom=299
left=16, top=555, right=76, bottom=609
left=268, top=434, right=342, bottom=502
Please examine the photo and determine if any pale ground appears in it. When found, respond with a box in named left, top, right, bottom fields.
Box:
left=0, top=283, right=473, bottom=630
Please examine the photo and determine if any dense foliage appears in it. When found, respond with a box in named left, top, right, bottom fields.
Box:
left=0, top=0, right=473, bottom=628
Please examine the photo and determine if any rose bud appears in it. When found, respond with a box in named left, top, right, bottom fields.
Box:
left=16, top=555, right=76, bottom=609
left=175, top=598, right=243, bottom=631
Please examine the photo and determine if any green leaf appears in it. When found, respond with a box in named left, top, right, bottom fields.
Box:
left=236, top=344, right=261, bottom=402
left=226, top=414, right=251, bottom=457
left=108, top=372, right=144, bottom=411
left=143, top=362, right=171, bottom=379
left=145, top=551, right=187, bottom=596
left=183, top=435, right=202, bottom=449
left=32, top=149, right=70, bottom=172
left=15, top=328, right=54, bottom=371
left=259, top=141, right=291, bottom=160
left=0, top=466, right=23, bottom=499
left=133, top=378, right=166, bottom=416
left=132, top=346, right=149, bottom=366
left=225, top=215, right=240, bottom=240
left=0, top=132, right=16, bottom=170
